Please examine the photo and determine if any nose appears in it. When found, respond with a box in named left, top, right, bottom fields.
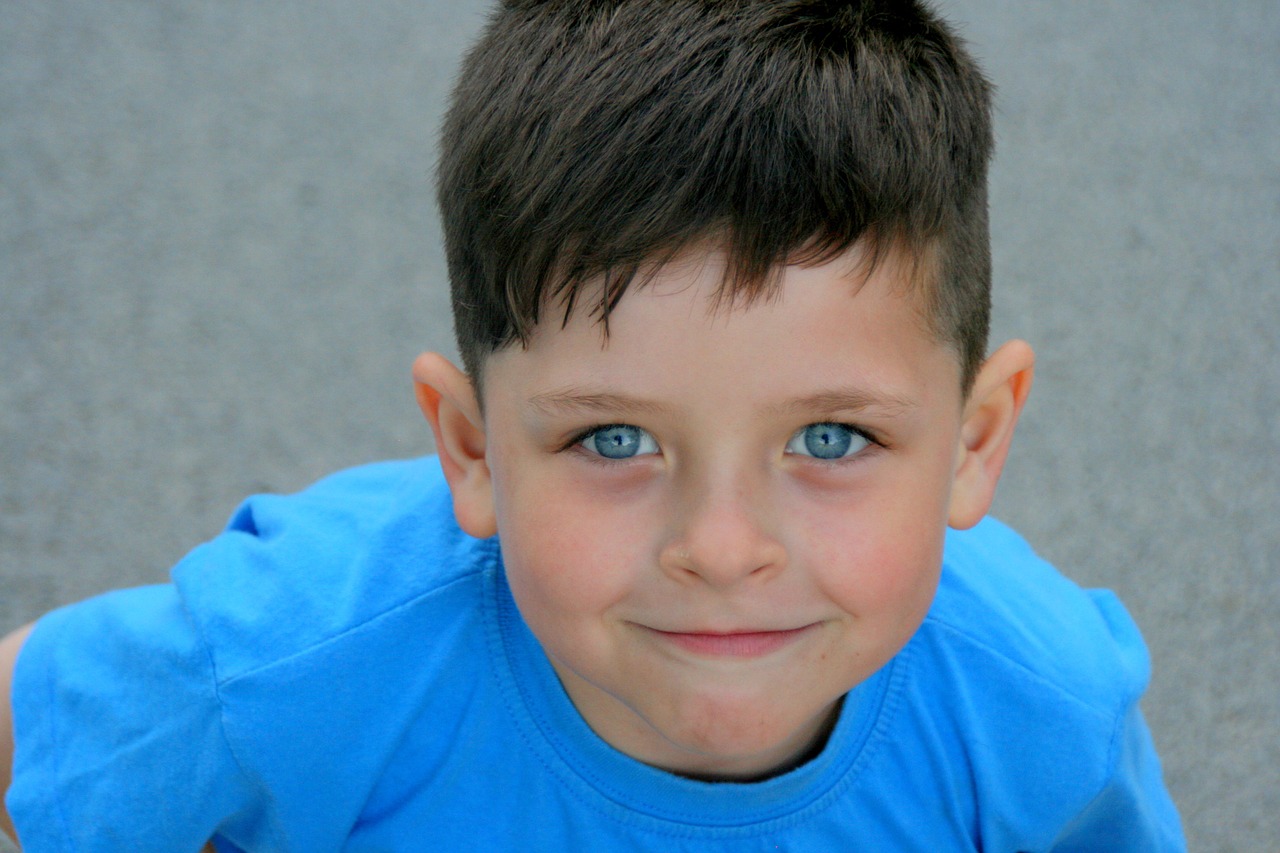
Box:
left=659, top=475, right=787, bottom=587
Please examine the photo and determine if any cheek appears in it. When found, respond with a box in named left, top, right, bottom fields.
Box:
left=798, top=468, right=951, bottom=623
left=494, top=467, right=651, bottom=623
left=807, top=515, right=943, bottom=622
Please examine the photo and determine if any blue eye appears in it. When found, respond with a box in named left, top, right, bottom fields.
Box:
left=580, top=425, right=660, bottom=460
left=785, top=423, right=869, bottom=460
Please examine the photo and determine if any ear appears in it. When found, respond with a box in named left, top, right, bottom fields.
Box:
left=948, top=340, right=1035, bottom=529
left=412, top=352, right=498, bottom=539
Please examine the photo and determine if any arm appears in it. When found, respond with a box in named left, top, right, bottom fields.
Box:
left=1, top=623, right=35, bottom=848
left=1, top=623, right=221, bottom=853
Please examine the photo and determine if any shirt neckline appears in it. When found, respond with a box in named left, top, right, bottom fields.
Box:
left=486, top=559, right=898, bottom=832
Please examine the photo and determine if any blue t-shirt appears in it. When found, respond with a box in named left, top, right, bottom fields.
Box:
left=8, top=457, right=1185, bottom=851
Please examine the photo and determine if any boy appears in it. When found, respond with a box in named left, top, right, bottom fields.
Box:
left=2, top=0, right=1185, bottom=849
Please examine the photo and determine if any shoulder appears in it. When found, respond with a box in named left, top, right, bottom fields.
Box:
left=6, top=457, right=503, bottom=846
left=173, top=457, right=509, bottom=844
left=927, top=516, right=1150, bottom=714
left=172, top=455, right=498, bottom=685
left=895, top=518, right=1158, bottom=844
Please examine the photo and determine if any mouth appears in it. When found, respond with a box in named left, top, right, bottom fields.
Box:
left=644, top=624, right=818, bottom=658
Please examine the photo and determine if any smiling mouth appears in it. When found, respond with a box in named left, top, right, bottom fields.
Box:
left=647, top=625, right=817, bottom=658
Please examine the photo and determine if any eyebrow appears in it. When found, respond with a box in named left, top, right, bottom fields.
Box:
left=526, top=386, right=916, bottom=419
left=526, top=389, right=674, bottom=418
left=765, top=388, right=918, bottom=418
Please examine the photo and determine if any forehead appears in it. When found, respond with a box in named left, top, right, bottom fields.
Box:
left=483, top=243, right=962, bottom=413
left=555, top=237, right=935, bottom=337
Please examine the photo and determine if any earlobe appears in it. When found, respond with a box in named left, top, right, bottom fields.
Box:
left=947, top=340, right=1035, bottom=529
left=412, top=352, right=498, bottom=539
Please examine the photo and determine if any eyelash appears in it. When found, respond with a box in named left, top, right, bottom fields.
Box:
left=560, top=422, right=885, bottom=459
left=558, top=424, right=620, bottom=448
left=787, top=422, right=882, bottom=462
left=558, top=423, right=656, bottom=466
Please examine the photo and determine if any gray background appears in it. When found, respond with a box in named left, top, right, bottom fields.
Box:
left=1, top=1, right=1276, bottom=849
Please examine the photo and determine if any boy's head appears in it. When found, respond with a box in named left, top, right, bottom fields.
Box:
left=417, top=0, right=1034, bottom=782
left=438, top=0, right=996, bottom=396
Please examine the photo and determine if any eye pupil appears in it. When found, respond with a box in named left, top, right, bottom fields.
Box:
left=592, top=425, right=642, bottom=459
left=804, top=423, right=854, bottom=459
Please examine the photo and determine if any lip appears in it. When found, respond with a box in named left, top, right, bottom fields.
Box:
left=645, top=624, right=818, bottom=658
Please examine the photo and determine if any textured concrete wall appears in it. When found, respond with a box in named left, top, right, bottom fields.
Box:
left=2, top=1, right=1276, bottom=848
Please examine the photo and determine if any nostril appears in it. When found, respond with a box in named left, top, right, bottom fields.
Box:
left=660, top=534, right=785, bottom=587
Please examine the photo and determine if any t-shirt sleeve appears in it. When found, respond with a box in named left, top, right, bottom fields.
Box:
left=7, top=584, right=275, bottom=851
left=1049, top=703, right=1187, bottom=852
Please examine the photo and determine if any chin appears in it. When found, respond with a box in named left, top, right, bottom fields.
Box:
left=647, top=692, right=839, bottom=781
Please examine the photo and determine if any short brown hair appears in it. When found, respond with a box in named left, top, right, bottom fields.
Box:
left=438, top=0, right=994, bottom=391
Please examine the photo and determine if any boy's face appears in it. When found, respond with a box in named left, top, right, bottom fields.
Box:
left=421, top=244, right=1030, bottom=781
